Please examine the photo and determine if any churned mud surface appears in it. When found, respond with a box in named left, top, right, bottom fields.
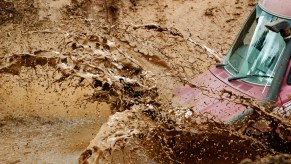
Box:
left=0, top=0, right=290, bottom=163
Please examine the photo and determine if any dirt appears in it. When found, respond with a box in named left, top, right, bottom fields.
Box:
left=0, top=0, right=290, bottom=163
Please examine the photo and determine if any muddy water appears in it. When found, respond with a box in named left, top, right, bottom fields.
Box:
left=0, top=0, right=290, bottom=163
left=0, top=68, right=111, bottom=163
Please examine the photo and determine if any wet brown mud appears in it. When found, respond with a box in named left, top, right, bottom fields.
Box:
left=78, top=106, right=278, bottom=164
left=141, top=129, right=271, bottom=163
left=0, top=0, right=291, bottom=163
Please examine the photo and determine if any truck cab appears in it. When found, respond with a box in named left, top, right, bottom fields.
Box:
left=173, top=0, right=291, bottom=125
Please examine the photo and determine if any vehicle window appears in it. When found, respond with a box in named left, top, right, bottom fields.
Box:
left=225, top=6, right=287, bottom=86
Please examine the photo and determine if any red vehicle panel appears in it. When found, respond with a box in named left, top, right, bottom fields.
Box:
left=259, top=0, right=291, bottom=19
left=173, top=70, right=253, bottom=124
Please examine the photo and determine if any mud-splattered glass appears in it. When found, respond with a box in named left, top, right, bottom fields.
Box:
left=225, top=5, right=291, bottom=86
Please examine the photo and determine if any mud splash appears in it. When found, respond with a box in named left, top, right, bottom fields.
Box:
left=79, top=108, right=275, bottom=164
left=78, top=84, right=291, bottom=164
left=1, top=0, right=291, bottom=163
left=1, top=30, right=280, bottom=163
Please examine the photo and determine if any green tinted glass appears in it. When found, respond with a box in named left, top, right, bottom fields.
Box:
left=225, top=5, right=290, bottom=86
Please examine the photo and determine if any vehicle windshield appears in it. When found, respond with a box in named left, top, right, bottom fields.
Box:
left=224, top=5, right=291, bottom=86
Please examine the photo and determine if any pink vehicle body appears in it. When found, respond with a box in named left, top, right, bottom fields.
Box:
left=174, top=0, right=291, bottom=125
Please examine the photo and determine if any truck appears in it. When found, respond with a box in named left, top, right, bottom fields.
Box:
left=173, top=0, right=291, bottom=148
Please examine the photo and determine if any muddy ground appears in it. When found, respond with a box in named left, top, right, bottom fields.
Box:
left=0, top=0, right=290, bottom=163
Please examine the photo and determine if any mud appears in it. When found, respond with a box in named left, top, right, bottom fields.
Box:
left=0, top=0, right=290, bottom=163
left=80, top=108, right=275, bottom=163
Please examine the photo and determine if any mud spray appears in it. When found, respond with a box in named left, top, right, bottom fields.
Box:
left=0, top=0, right=291, bottom=163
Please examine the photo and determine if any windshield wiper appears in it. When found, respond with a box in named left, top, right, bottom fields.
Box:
left=228, top=74, right=273, bottom=82
left=216, top=63, right=227, bottom=68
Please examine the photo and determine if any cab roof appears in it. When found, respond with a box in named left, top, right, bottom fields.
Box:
left=259, top=0, right=291, bottom=19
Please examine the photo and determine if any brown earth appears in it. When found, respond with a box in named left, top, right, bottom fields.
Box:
left=0, top=0, right=290, bottom=163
